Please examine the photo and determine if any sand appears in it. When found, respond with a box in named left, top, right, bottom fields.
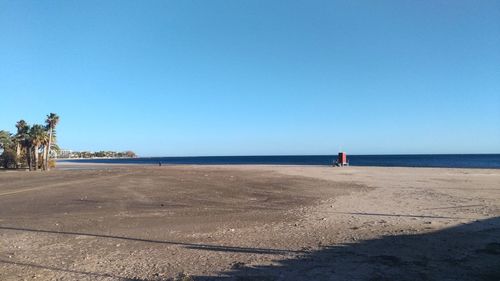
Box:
left=0, top=165, right=499, bottom=280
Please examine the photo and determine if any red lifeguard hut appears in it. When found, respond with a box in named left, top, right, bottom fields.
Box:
left=334, top=152, right=349, bottom=167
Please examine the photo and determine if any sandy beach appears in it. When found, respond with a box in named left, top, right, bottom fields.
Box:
left=0, top=165, right=499, bottom=280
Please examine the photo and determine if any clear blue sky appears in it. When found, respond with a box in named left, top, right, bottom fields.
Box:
left=1, top=1, right=499, bottom=156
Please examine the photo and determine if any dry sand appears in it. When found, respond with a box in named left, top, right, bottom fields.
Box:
left=0, top=165, right=499, bottom=281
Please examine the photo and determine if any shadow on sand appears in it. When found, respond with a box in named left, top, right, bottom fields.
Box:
left=0, top=226, right=303, bottom=255
left=1, top=217, right=500, bottom=281
left=194, top=217, right=500, bottom=281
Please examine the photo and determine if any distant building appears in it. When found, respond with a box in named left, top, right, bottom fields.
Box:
left=56, top=149, right=72, bottom=159
left=55, top=149, right=136, bottom=159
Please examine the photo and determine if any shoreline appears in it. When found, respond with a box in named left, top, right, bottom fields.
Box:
left=54, top=161, right=500, bottom=173
left=55, top=154, right=500, bottom=170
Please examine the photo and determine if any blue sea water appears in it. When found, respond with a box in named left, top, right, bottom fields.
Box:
left=59, top=154, right=500, bottom=169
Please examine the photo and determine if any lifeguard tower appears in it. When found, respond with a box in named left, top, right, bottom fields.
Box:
left=334, top=152, right=349, bottom=167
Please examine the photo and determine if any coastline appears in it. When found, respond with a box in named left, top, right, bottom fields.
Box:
left=55, top=160, right=500, bottom=173
left=56, top=154, right=500, bottom=169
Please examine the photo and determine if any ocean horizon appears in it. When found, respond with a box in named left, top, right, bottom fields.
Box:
left=58, top=154, right=500, bottom=169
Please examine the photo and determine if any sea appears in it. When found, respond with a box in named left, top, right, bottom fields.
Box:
left=59, top=154, right=500, bottom=169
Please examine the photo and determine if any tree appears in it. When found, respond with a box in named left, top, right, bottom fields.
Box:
left=1, top=115, right=61, bottom=171
left=0, top=149, right=16, bottom=168
left=44, top=113, right=60, bottom=171
left=14, top=120, right=29, bottom=168
left=29, top=125, right=48, bottom=171
left=23, top=125, right=33, bottom=170
left=0, top=130, right=12, bottom=151
left=0, top=130, right=16, bottom=168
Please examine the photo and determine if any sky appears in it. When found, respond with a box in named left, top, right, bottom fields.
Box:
left=1, top=1, right=499, bottom=156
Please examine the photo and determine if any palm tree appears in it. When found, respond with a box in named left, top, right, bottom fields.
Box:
left=29, top=125, right=48, bottom=171
left=15, top=120, right=28, bottom=168
left=44, top=113, right=60, bottom=171
left=0, top=130, right=11, bottom=150
left=22, top=125, right=32, bottom=170
left=0, top=130, right=15, bottom=168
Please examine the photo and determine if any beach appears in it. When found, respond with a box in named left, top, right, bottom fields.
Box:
left=0, top=165, right=499, bottom=280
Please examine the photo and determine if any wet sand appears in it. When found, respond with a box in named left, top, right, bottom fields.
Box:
left=0, top=165, right=499, bottom=280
